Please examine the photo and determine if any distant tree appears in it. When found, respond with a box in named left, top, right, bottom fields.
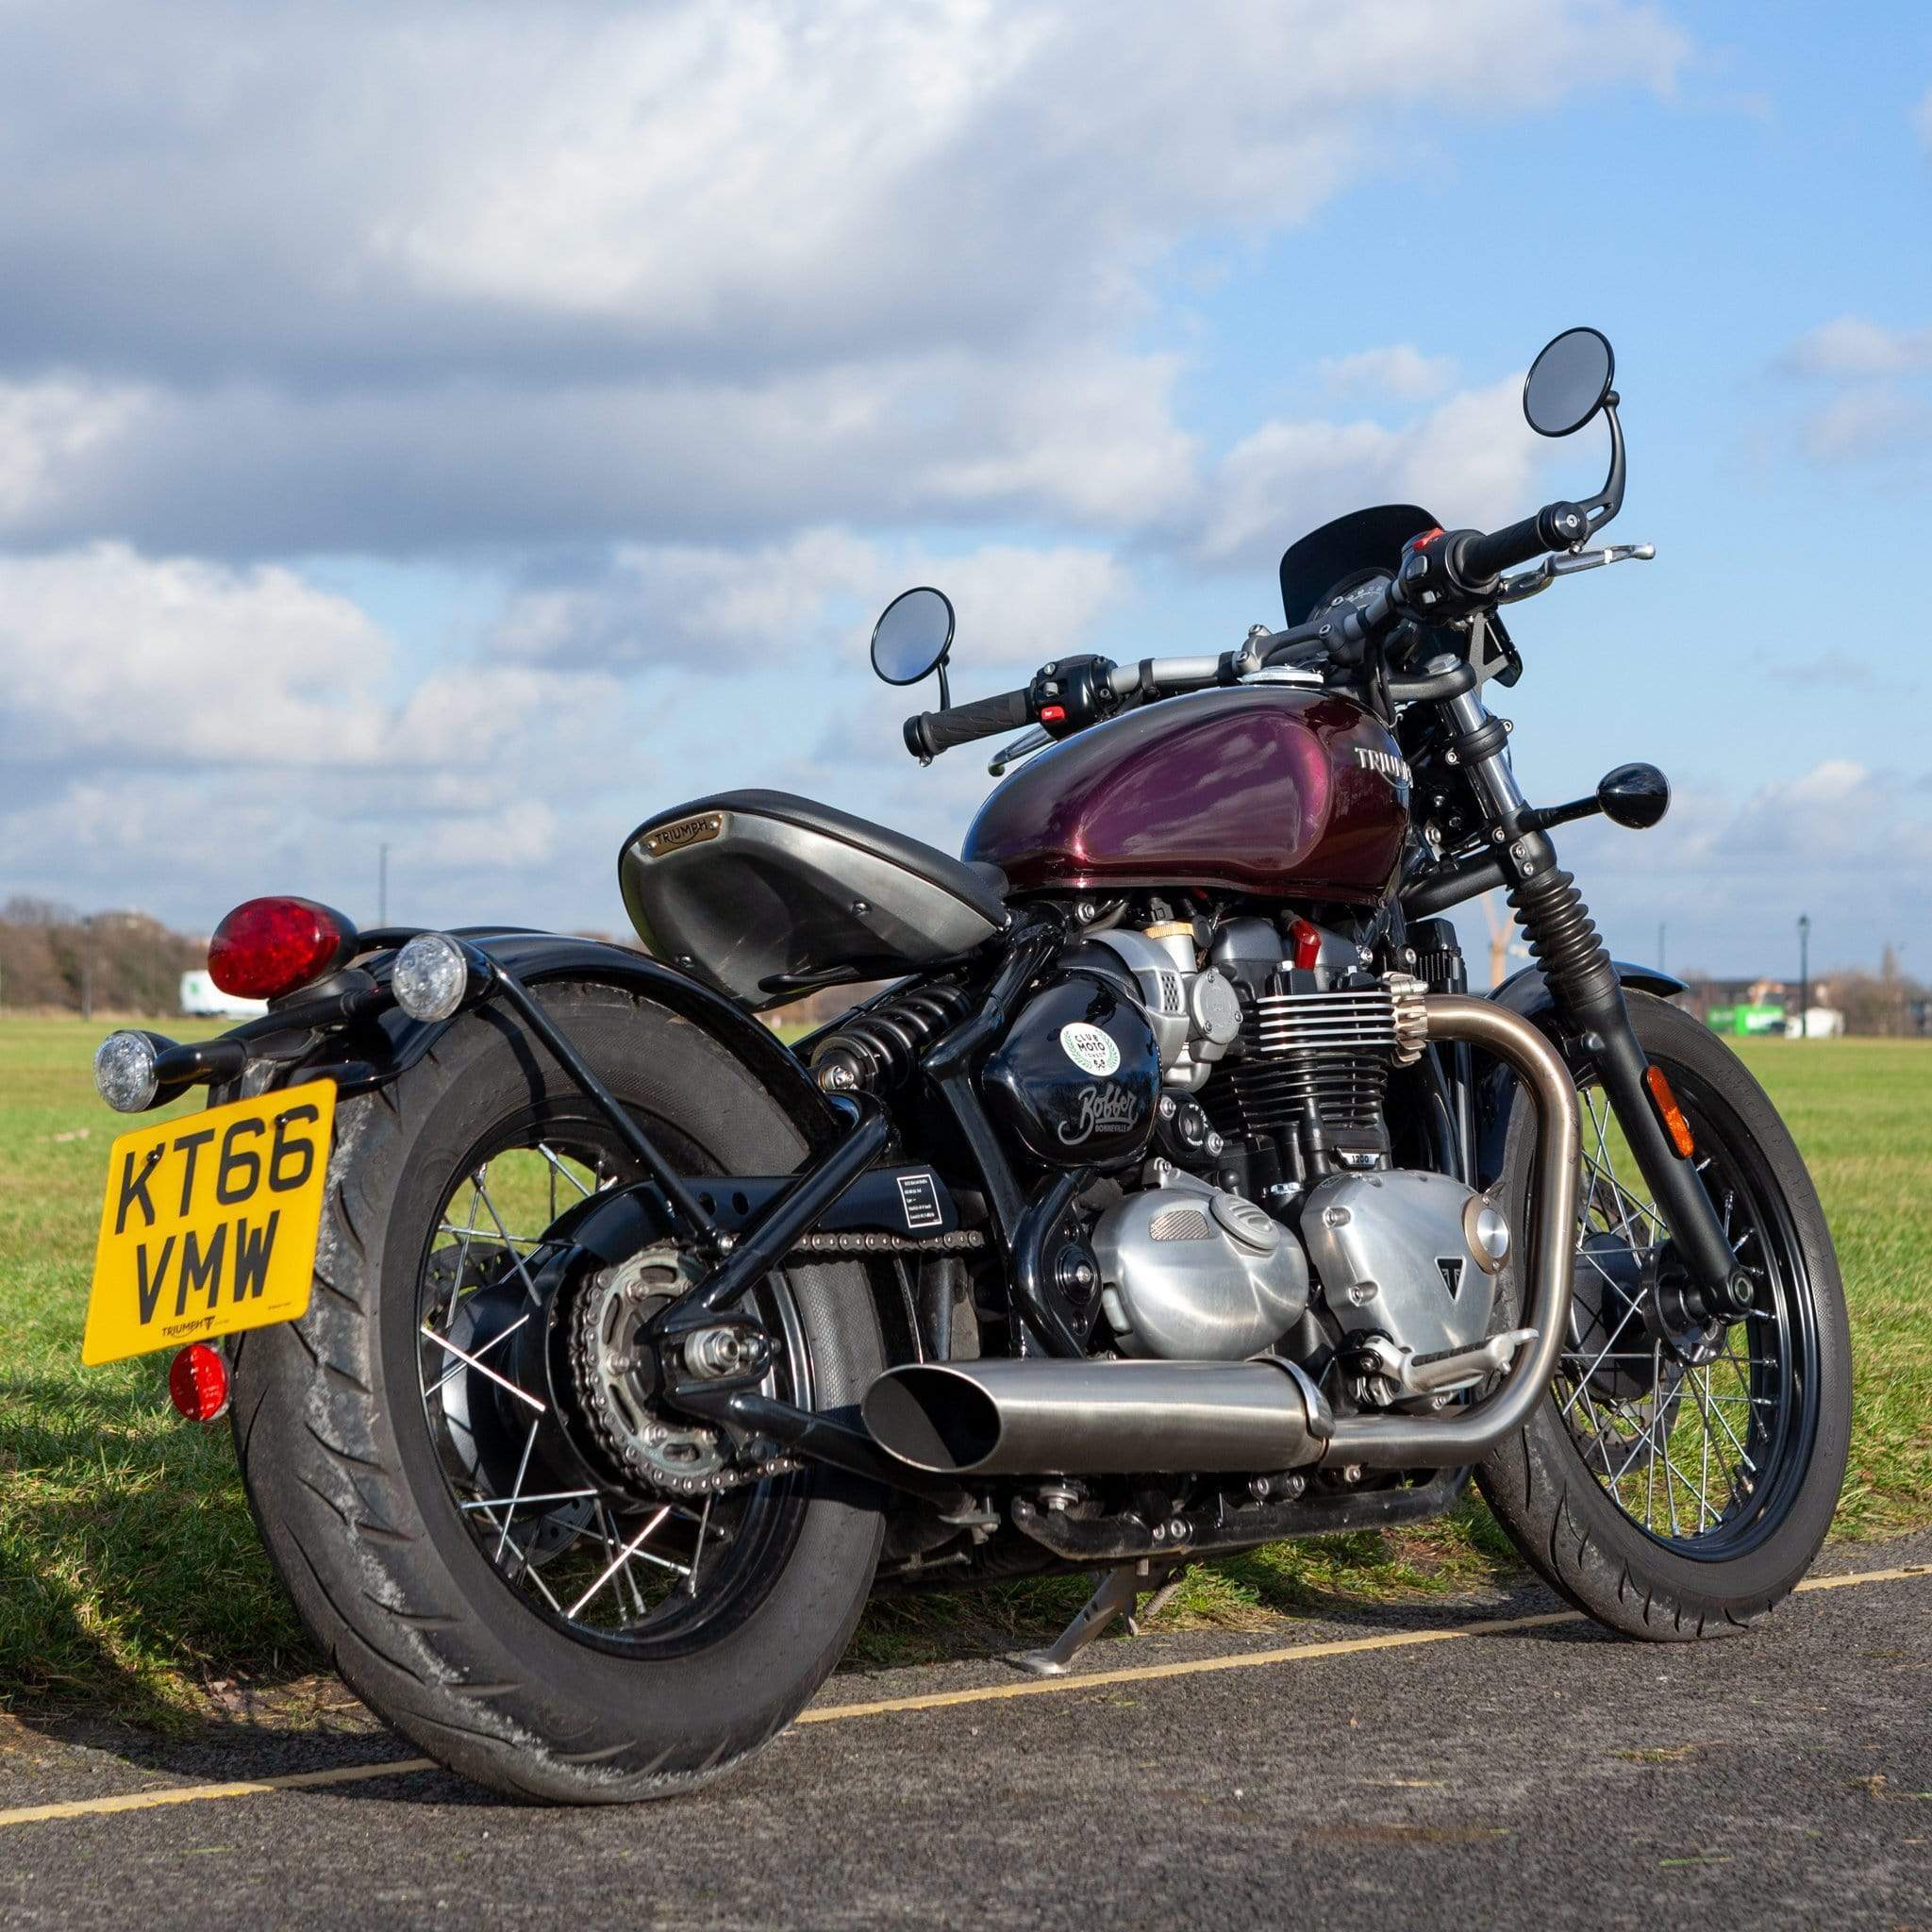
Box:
left=3, top=894, right=77, bottom=926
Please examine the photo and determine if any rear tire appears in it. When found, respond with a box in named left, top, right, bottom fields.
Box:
left=1478, top=991, right=1851, bottom=1639
left=230, top=984, right=886, bottom=1801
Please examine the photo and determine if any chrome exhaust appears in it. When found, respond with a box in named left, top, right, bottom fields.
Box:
left=860, top=1356, right=1332, bottom=1476
left=859, top=993, right=1578, bottom=1482
left=1314, top=993, right=1578, bottom=1470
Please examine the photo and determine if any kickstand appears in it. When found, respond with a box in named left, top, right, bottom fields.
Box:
left=1010, top=1558, right=1179, bottom=1678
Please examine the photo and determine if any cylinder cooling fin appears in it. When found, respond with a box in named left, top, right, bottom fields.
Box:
left=1204, top=970, right=1425, bottom=1175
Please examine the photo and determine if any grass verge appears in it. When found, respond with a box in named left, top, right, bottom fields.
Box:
left=2, top=1020, right=1925, bottom=1721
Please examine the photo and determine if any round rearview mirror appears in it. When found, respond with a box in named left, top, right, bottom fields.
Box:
left=870, top=586, right=956, bottom=686
left=1524, top=326, right=1615, bottom=439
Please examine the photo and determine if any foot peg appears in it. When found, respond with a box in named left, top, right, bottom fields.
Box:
left=1010, top=1560, right=1179, bottom=1678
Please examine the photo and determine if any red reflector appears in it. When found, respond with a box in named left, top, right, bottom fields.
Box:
left=1290, top=917, right=1322, bottom=972
left=1040, top=705, right=1066, bottom=724
left=208, top=896, right=355, bottom=1000
left=1643, top=1065, right=1696, bottom=1159
left=168, top=1343, right=231, bottom=1424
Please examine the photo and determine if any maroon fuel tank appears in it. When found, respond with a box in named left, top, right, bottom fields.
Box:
left=962, top=687, right=1407, bottom=903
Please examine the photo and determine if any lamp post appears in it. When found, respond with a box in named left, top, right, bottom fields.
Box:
left=1796, top=912, right=1810, bottom=1041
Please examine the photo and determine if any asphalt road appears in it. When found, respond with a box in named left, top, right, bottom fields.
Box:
left=3, top=1536, right=1929, bottom=1931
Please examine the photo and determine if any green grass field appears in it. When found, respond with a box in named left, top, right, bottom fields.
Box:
left=2, top=1016, right=1927, bottom=1724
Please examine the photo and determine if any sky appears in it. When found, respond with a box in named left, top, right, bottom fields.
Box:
left=0, top=0, right=1928, bottom=983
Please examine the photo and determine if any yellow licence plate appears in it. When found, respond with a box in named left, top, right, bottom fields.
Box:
left=82, top=1080, right=338, bottom=1366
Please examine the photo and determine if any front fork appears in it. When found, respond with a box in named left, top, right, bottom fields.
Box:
left=1439, top=685, right=1754, bottom=1319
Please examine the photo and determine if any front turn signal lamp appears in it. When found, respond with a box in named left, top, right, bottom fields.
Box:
left=1643, top=1065, right=1696, bottom=1160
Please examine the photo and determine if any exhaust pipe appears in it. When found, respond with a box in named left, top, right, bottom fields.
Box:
left=1315, top=993, right=1578, bottom=1470
left=859, top=993, right=1578, bottom=1483
left=861, top=1356, right=1332, bottom=1476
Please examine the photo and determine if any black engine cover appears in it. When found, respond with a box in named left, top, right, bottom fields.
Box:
left=981, top=974, right=1159, bottom=1169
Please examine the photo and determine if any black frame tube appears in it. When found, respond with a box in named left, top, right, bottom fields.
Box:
left=653, top=1097, right=894, bottom=1340
left=478, top=951, right=723, bottom=1248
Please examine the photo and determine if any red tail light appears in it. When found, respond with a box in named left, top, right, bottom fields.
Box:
left=168, top=1343, right=231, bottom=1424
left=208, top=896, right=356, bottom=1000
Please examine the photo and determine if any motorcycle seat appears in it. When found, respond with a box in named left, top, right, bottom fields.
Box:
left=619, top=790, right=1010, bottom=1007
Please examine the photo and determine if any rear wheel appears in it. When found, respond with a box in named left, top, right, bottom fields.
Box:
left=231, top=985, right=886, bottom=1801
left=1478, top=992, right=1851, bottom=1637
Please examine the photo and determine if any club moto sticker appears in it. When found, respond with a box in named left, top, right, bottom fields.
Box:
left=1058, top=1021, right=1121, bottom=1077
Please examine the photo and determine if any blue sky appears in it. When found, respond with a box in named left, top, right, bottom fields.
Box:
left=0, top=0, right=1926, bottom=984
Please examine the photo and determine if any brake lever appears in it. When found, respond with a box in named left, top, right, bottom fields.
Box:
left=988, top=725, right=1055, bottom=776
left=1494, top=541, right=1656, bottom=604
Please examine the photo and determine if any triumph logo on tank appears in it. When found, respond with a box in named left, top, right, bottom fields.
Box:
left=1353, top=746, right=1411, bottom=786
left=1058, top=1083, right=1140, bottom=1145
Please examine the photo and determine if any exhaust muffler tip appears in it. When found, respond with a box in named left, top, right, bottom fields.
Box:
left=861, top=1356, right=1330, bottom=1479
left=861, top=1364, right=1005, bottom=1475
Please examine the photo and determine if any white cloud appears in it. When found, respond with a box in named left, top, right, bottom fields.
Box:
left=1318, top=346, right=1457, bottom=404
left=1798, top=387, right=1932, bottom=465
left=0, top=378, right=154, bottom=525
left=0, top=543, right=622, bottom=774
left=1786, top=316, right=1932, bottom=380
left=1190, top=376, right=1550, bottom=570
left=0, top=0, right=1684, bottom=556
left=491, top=528, right=1125, bottom=671
left=1917, top=84, right=1932, bottom=150
left=1550, top=758, right=1932, bottom=975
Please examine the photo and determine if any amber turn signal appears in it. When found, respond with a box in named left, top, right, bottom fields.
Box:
left=1643, top=1064, right=1696, bottom=1159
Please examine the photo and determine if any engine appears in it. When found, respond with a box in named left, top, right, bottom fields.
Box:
left=1057, top=915, right=1514, bottom=1403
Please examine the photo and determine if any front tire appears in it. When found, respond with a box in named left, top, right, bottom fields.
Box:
left=230, top=984, right=887, bottom=1801
left=1478, top=991, right=1852, bottom=1638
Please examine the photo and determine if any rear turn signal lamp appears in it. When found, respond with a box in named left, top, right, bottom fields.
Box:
left=1643, top=1065, right=1696, bottom=1159
left=167, top=1343, right=231, bottom=1424
left=208, top=896, right=356, bottom=1001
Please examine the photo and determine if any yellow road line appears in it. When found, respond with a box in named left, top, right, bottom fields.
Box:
left=0, top=1757, right=437, bottom=1827
left=797, top=1607, right=1585, bottom=1721
left=2, top=1560, right=1924, bottom=1829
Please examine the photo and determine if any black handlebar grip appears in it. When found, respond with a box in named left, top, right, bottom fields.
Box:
left=904, top=687, right=1033, bottom=758
left=1458, top=501, right=1589, bottom=583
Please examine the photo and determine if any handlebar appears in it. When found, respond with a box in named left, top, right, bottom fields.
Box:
left=904, top=687, right=1032, bottom=758
left=1456, top=500, right=1589, bottom=584
left=906, top=496, right=1639, bottom=758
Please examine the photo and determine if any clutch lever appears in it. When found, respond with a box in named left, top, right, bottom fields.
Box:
left=988, top=725, right=1055, bottom=776
left=1494, top=541, right=1655, bottom=604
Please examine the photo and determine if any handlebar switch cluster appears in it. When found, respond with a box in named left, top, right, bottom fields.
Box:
left=1028, top=654, right=1120, bottom=740
left=1394, top=526, right=1457, bottom=616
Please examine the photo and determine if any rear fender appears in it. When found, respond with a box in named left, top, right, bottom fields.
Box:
left=302, top=931, right=844, bottom=1153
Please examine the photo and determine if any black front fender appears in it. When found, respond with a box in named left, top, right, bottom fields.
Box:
left=1472, top=958, right=1687, bottom=1184
left=328, top=931, right=843, bottom=1152
left=1490, top=958, right=1685, bottom=1021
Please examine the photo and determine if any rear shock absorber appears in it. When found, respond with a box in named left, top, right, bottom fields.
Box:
left=809, top=982, right=974, bottom=1095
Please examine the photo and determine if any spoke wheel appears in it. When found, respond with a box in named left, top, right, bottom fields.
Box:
left=229, top=983, right=886, bottom=1800
left=414, top=1112, right=810, bottom=1655
left=1477, top=991, right=1850, bottom=1639
left=1554, top=1075, right=1811, bottom=1557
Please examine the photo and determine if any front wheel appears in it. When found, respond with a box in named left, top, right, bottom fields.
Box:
left=1478, top=991, right=1852, bottom=1637
left=230, top=985, right=887, bottom=1801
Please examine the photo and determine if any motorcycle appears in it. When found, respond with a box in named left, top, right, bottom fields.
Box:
left=82, top=328, right=1850, bottom=1801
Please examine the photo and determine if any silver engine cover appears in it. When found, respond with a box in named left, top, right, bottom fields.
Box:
left=1299, top=1170, right=1499, bottom=1364
left=1091, top=1172, right=1308, bottom=1360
